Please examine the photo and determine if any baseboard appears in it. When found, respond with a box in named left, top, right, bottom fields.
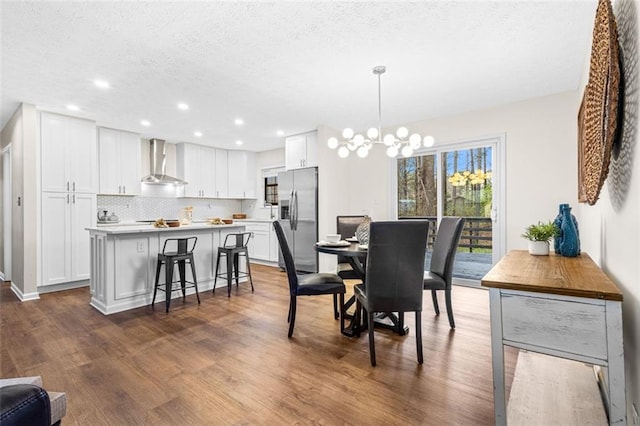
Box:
left=10, top=282, right=40, bottom=301
left=38, top=280, right=89, bottom=294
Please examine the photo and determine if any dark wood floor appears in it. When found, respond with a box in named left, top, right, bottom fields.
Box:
left=1, top=265, right=516, bottom=425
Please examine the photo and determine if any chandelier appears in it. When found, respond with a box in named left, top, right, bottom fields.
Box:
left=327, top=65, right=434, bottom=159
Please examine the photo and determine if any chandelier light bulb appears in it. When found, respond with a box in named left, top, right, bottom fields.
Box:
left=401, top=145, right=414, bottom=157
left=396, top=126, right=409, bottom=139
left=409, top=133, right=422, bottom=149
left=342, top=128, right=354, bottom=140
left=338, top=146, right=350, bottom=158
left=383, top=134, right=395, bottom=146
left=347, top=142, right=357, bottom=151
left=327, top=137, right=339, bottom=149
left=386, top=146, right=399, bottom=157
left=357, top=146, right=369, bottom=158
left=423, top=135, right=435, bottom=147
left=367, top=127, right=379, bottom=139
left=353, top=134, right=365, bottom=146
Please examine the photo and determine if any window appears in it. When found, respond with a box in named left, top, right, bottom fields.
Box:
left=265, top=176, right=278, bottom=205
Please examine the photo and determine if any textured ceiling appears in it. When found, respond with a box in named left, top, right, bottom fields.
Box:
left=1, top=1, right=596, bottom=152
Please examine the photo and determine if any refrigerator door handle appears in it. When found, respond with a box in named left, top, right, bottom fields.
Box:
left=293, top=190, right=299, bottom=231
left=289, top=190, right=295, bottom=230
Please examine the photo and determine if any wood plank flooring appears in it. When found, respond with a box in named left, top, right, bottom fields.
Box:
left=1, top=265, right=516, bottom=425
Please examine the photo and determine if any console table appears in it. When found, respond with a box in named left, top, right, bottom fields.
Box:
left=481, top=250, right=625, bottom=425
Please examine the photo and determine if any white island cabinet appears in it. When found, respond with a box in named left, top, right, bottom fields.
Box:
left=86, top=223, right=246, bottom=314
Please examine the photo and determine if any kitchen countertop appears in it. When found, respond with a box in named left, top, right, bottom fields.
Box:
left=233, top=218, right=277, bottom=223
left=86, top=222, right=245, bottom=235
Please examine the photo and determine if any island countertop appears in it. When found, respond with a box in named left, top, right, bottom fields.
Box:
left=86, top=222, right=244, bottom=235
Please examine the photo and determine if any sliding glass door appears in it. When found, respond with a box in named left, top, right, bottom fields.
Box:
left=395, top=135, right=504, bottom=285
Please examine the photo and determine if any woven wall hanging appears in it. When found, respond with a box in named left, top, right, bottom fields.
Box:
left=579, top=0, right=622, bottom=205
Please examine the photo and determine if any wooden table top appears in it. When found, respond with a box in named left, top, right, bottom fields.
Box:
left=481, top=250, right=623, bottom=301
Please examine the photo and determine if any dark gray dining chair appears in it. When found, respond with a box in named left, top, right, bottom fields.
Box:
left=423, top=217, right=465, bottom=329
left=336, top=215, right=366, bottom=280
left=354, top=220, right=429, bottom=366
left=273, top=221, right=346, bottom=338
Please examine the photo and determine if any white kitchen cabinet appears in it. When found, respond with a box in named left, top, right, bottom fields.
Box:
left=176, top=143, right=215, bottom=197
left=269, top=224, right=279, bottom=262
left=98, top=127, right=141, bottom=195
left=41, top=191, right=96, bottom=286
left=285, top=131, right=317, bottom=170
left=215, top=148, right=228, bottom=198
left=41, top=112, right=98, bottom=193
left=243, top=222, right=270, bottom=261
left=228, top=151, right=257, bottom=198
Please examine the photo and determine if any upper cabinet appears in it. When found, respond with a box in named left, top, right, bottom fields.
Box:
left=228, top=151, right=256, bottom=199
left=41, top=112, right=98, bottom=193
left=215, top=148, right=228, bottom=198
left=98, top=127, right=141, bottom=195
left=176, top=143, right=216, bottom=197
left=285, top=131, right=317, bottom=170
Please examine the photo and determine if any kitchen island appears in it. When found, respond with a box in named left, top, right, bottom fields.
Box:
left=86, top=222, right=246, bottom=314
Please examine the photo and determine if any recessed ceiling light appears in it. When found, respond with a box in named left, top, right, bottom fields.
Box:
left=235, top=140, right=243, bottom=146
left=66, top=104, right=79, bottom=111
left=234, top=118, right=244, bottom=125
left=141, top=120, right=151, bottom=127
left=276, top=130, right=284, bottom=136
left=194, top=131, right=202, bottom=137
left=94, top=79, right=110, bottom=89
left=177, top=103, right=189, bottom=110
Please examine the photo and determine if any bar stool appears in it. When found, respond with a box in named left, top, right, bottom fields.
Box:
left=213, top=232, right=254, bottom=297
left=152, top=237, right=200, bottom=312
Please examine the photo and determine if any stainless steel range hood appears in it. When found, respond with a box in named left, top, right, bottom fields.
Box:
left=141, top=139, right=187, bottom=185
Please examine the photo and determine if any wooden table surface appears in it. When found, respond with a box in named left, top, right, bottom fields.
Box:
left=481, top=250, right=623, bottom=301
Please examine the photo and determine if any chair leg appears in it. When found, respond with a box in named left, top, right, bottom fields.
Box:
left=152, top=259, right=162, bottom=307
left=445, top=289, right=455, bottom=329
left=245, top=253, right=254, bottom=291
left=367, top=310, right=376, bottom=366
left=226, top=251, right=234, bottom=298
left=233, top=253, right=240, bottom=287
left=333, top=294, right=338, bottom=319
left=354, top=299, right=362, bottom=337
left=178, top=260, right=186, bottom=300
left=416, top=311, right=423, bottom=364
left=431, top=290, right=440, bottom=315
left=288, top=296, right=297, bottom=338
left=165, top=260, right=174, bottom=313
left=339, top=293, right=345, bottom=334
left=190, top=258, right=200, bottom=304
left=213, top=252, right=221, bottom=293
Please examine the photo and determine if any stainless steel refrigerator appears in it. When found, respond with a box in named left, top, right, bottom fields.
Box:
left=277, top=167, right=318, bottom=273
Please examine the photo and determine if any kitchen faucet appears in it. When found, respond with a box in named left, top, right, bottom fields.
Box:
left=266, top=203, right=276, bottom=219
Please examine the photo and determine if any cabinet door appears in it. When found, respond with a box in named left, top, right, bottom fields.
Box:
left=119, top=131, right=141, bottom=195
left=200, top=146, right=216, bottom=197
left=285, top=135, right=306, bottom=170
left=41, top=192, right=71, bottom=285
left=269, top=225, right=279, bottom=262
left=70, top=193, right=96, bottom=281
left=41, top=113, right=69, bottom=192
left=98, top=128, right=120, bottom=194
left=227, top=151, right=245, bottom=198
left=304, top=132, right=317, bottom=168
left=244, top=152, right=257, bottom=198
left=244, top=222, right=269, bottom=260
left=177, top=143, right=202, bottom=197
left=68, top=117, right=97, bottom=193
left=215, top=149, right=228, bottom=198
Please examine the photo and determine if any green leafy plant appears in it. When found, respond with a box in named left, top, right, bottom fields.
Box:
left=521, top=221, right=559, bottom=242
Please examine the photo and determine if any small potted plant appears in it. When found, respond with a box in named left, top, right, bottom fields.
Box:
left=521, top=221, right=559, bottom=256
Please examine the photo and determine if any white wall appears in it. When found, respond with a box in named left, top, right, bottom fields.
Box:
left=577, top=0, right=639, bottom=417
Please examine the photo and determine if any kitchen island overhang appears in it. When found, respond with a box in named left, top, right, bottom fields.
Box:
left=86, top=223, right=246, bottom=314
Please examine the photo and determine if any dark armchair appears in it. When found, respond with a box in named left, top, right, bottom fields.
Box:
left=423, top=216, right=465, bottom=329
left=354, top=220, right=429, bottom=366
left=336, top=215, right=366, bottom=280
left=273, top=221, right=346, bottom=338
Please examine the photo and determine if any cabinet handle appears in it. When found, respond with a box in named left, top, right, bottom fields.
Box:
left=118, top=185, right=121, bottom=194
left=67, top=194, right=70, bottom=204
left=73, top=194, right=75, bottom=204
left=67, top=181, right=70, bottom=191
left=123, top=185, right=126, bottom=194
left=73, top=182, right=76, bottom=191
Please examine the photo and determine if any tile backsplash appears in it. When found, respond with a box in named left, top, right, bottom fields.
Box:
left=97, top=195, right=245, bottom=222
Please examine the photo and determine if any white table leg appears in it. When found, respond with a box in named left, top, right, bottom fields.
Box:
left=605, top=300, right=626, bottom=425
left=489, top=288, right=507, bottom=426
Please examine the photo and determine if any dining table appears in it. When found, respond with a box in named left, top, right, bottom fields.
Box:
left=314, top=240, right=410, bottom=337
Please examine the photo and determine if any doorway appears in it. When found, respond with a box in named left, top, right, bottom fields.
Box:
left=2, top=144, right=11, bottom=281
left=393, top=134, right=505, bottom=285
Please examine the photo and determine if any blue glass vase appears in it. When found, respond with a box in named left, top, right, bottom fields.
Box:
left=557, top=204, right=580, bottom=257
